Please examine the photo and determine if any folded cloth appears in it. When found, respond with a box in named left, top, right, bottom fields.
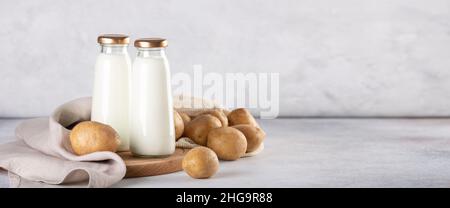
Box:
left=0, top=97, right=125, bottom=188
left=0, top=95, right=263, bottom=188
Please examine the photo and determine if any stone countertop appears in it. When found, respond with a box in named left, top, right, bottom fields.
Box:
left=1, top=118, right=450, bottom=188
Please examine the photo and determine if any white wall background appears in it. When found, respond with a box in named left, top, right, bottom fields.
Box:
left=0, top=0, right=450, bottom=118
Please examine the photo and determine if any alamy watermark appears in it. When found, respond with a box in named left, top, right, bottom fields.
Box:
left=172, top=65, right=279, bottom=119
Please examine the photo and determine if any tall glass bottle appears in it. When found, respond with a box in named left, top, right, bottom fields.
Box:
left=130, top=38, right=175, bottom=157
left=92, top=34, right=131, bottom=151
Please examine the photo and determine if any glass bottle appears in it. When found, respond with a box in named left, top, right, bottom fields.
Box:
left=91, top=34, right=131, bottom=151
left=130, top=38, right=175, bottom=157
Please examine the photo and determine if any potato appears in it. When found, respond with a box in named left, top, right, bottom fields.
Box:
left=207, top=127, right=247, bottom=161
left=232, top=124, right=266, bottom=152
left=184, top=115, right=222, bottom=146
left=179, top=112, right=191, bottom=126
left=182, top=146, right=219, bottom=179
left=174, top=111, right=184, bottom=140
left=227, top=108, right=259, bottom=127
left=69, top=121, right=120, bottom=155
left=196, top=109, right=228, bottom=127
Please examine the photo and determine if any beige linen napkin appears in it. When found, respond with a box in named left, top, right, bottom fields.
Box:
left=0, top=95, right=263, bottom=188
left=0, top=97, right=125, bottom=188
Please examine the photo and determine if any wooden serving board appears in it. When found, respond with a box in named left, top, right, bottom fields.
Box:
left=118, top=148, right=189, bottom=178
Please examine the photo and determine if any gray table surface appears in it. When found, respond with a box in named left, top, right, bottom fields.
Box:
left=1, top=118, right=450, bottom=188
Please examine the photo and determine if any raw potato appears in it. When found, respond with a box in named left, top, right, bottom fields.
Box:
left=182, top=146, right=219, bottom=179
left=174, top=111, right=184, bottom=140
left=69, top=121, right=120, bottom=155
left=184, top=115, right=222, bottom=146
left=232, top=124, right=266, bottom=153
left=179, top=112, right=191, bottom=126
left=196, top=109, right=228, bottom=127
left=227, top=108, right=259, bottom=127
left=207, top=127, right=247, bottom=161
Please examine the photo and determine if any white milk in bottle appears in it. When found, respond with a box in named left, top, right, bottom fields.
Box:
left=130, top=38, right=175, bottom=157
left=91, top=34, right=131, bottom=151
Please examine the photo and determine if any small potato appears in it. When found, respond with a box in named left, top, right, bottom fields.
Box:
left=174, top=111, right=184, bottom=140
left=70, top=121, right=120, bottom=155
left=182, top=146, right=219, bottom=179
left=184, top=115, right=222, bottom=146
left=207, top=127, right=247, bottom=161
left=179, top=112, right=191, bottom=126
left=232, top=124, right=266, bottom=153
left=227, top=108, right=259, bottom=127
left=196, top=109, right=228, bottom=127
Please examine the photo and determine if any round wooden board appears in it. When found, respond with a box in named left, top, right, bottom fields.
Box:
left=118, top=148, right=189, bottom=178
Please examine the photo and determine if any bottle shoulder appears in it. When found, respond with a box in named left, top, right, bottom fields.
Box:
left=96, top=53, right=131, bottom=63
left=96, top=53, right=131, bottom=59
left=133, top=56, right=169, bottom=67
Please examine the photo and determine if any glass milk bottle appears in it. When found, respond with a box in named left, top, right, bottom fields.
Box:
left=91, top=34, right=131, bottom=151
left=130, top=38, right=175, bottom=157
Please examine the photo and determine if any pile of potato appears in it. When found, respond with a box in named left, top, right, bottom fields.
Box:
left=175, top=108, right=266, bottom=179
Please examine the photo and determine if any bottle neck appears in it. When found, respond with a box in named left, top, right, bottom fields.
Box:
left=136, top=48, right=166, bottom=58
left=100, top=44, right=129, bottom=55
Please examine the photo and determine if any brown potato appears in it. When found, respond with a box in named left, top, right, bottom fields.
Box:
left=174, top=111, right=184, bottom=140
left=196, top=109, right=228, bottom=127
left=184, top=115, right=222, bottom=146
left=227, top=108, right=259, bottom=127
left=182, top=146, right=219, bottom=179
left=232, top=124, right=266, bottom=153
left=207, top=127, right=247, bottom=161
left=179, top=112, right=191, bottom=126
left=69, top=121, right=120, bottom=155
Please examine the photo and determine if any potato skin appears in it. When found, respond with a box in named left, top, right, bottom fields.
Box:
left=179, top=112, right=191, bottom=126
left=196, top=109, right=228, bottom=127
left=227, top=108, right=259, bottom=127
left=69, top=121, right=120, bottom=155
left=182, top=147, right=219, bottom=179
left=184, top=115, right=222, bottom=146
left=207, top=127, right=247, bottom=161
left=174, top=111, right=184, bottom=140
left=232, top=124, right=266, bottom=153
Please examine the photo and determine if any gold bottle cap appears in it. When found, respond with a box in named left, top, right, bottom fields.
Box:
left=134, top=38, right=168, bottom=48
left=97, top=34, right=130, bottom=45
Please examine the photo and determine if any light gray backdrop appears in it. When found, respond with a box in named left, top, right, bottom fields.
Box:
left=1, top=0, right=450, bottom=118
